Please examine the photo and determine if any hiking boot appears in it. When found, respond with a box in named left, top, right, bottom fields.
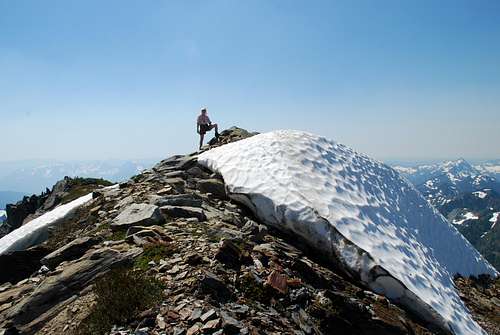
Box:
left=215, top=132, right=220, bottom=139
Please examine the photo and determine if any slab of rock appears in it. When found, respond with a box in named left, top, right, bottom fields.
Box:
left=3, top=247, right=142, bottom=334
left=111, top=203, right=163, bottom=230
left=41, top=237, right=101, bottom=269
left=197, top=179, right=227, bottom=199
left=160, top=206, right=206, bottom=222
left=163, top=170, right=186, bottom=179
left=155, top=194, right=202, bottom=208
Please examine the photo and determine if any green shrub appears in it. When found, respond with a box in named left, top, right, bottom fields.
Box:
left=60, top=177, right=114, bottom=204
left=134, top=242, right=177, bottom=270
left=108, top=230, right=127, bottom=241
left=76, top=267, right=164, bottom=335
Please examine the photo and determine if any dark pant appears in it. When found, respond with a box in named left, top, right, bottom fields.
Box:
left=199, top=124, right=214, bottom=135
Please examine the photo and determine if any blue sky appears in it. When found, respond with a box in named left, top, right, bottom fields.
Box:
left=1, top=0, right=499, bottom=161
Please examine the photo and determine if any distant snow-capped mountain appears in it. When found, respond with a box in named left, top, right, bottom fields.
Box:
left=0, top=210, right=6, bottom=223
left=439, top=189, right=500, bottom=270
left=394, top=159, right=500, bottom=208
left=474, top=159, right=500, bottom=181
left=393, top=158, right=500, bottom=270
left=0, top=159, right=159, bottom=195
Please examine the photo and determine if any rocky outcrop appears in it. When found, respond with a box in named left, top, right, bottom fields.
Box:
left=3, top=177, right=112, bottom=239
left=5, top=190, right=50, bottom=233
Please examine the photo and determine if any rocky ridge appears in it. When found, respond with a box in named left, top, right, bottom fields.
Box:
left=0, top=127, right=498, bottom=335
left=2, top=177, right=112, bottom=239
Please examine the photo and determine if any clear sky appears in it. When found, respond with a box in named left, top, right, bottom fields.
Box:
left=1, top=0, right=499, bottom=161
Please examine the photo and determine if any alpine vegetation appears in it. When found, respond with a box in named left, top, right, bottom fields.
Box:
left=199, top=130, right=498, bottom=335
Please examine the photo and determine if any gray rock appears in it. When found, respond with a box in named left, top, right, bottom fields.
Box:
left=153, top=155, right=197, bottom=173
left=219, top=310, right=243, bottom=334
left=164, top=178, right=186, bottom=193
left=242, top=219, right=268, bottom=242
left=160, top=206, right=206, bottom=222
left=126, top=225, right=168, bottom=239
left=114, top=195, right=134, bottom=209
left=186, top=165, right=210, bottom=179
left=189, top=308, right=203, bottom=321
left=154, top=194, right=202, bottom=208
left=41, top=237, right=100, bottom=269
left=163, top=170, right=186, bottom=179
left=111, top=204, right=163, bottom=230
left=172, top=327, right=186, bottom=335
left=200, top=309, right=217, bottom=322
left=197, top=179, right=227, bottom=199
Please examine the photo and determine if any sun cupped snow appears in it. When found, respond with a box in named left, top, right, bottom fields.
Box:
left=199, top=130, right=497, bottom=335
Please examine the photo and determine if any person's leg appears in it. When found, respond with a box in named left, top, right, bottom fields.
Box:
left=214, top=123, right=219, bottom=136
left=199, top=133, right=204, bottom=150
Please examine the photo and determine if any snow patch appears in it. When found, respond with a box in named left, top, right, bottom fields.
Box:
left=490, top=212, right=499, bottom=229
left=0, top=193, right=93, bottom=255
left=453, top=212, right=479, bottom=225
left=472, top=191, right=487, bottom=199
left=199, top=130, right=497, bottom=335
left=393, top=166, right=417, bottom=174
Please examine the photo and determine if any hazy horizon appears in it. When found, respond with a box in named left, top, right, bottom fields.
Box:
left=2, top=1, right=500, bottom=161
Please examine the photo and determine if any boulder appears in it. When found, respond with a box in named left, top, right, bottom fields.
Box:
left=160, top=206, right=206, bottom=222
left=197, top=179, right=227, bottom=199
left=111, top=204, right=163, bottom=230
left=41, top=237, right=101, bottom=269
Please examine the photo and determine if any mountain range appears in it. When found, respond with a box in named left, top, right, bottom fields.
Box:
left=394, top=159, right=500, bottom=270
left=0, top=159, right=159, bottom=198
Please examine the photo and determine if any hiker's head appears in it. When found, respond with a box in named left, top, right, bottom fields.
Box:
left=201, top=108, right=207, bottom=115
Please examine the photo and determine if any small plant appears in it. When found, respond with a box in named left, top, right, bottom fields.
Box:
left=134, top=242, right=177, bottom=270
left=108, top=229, right=127, bottom=241
left=238, top=272, right=274, bottom=304
left=76, top=267, right=164, bottom=335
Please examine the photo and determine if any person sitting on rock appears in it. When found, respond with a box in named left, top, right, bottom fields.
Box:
left=197, top=107, right=219, bottom=149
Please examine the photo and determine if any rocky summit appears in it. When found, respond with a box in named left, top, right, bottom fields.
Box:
left=0, top=127, right=498, bottom=335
